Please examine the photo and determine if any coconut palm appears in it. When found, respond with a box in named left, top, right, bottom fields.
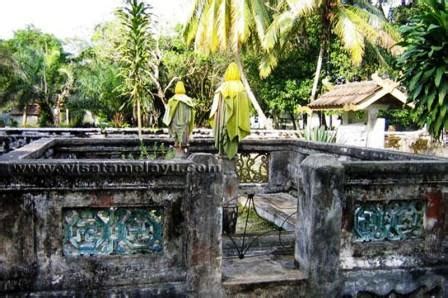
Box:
left=0, top=45, right=47, bottom=126
left=183, top=0, right=272, bottom=126
left=116, top=0, right=154, bottom=139
left=261, top=0, right=400, bottom=100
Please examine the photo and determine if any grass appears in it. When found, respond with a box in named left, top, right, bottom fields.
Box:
left=235, top=202, right=279, bottom=234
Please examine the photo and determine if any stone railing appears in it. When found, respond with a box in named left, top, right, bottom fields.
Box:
left=341, top=161, right=448, bottom=296
left=1, top=130, right=448, bottom=296
left=295, top=154, right=448, bottom=296
left=0, top=128, right=298, bottom=155
left=0, top=143, right=223, bottom=296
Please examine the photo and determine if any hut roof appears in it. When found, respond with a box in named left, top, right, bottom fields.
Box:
left=308, top=74, right=408, bottom=111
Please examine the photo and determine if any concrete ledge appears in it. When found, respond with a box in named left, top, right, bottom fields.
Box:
left=0, top=138, right=55, bottom=160
left=222, top=255, right=305, bottom=286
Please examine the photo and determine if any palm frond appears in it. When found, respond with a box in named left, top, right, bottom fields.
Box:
left=259, top=51, right=279, bottom=78
left=183, top=0, right=208, bottom=45
left=216, top=0, right=232, bottom=51
left=333, top=8, right=365, bottom=65
left=194, top=3, right=213, bottom=53
left=286, top=0, right=318, bottom=17
left=263, top=10, right=295, bottom=51
left=233, top=0, right=253, bottom=44
left=350, top=6, right=400, bottom=49
left=249, top=0, right=271, bottom=43
left=207, top=0, right=220, bottom=52
left=343, top=7, right=380, bottom=46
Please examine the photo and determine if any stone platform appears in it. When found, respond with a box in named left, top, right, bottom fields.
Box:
left=253, top=193, right=297, bottom=232
left=223, top=254, right=306, bottom=296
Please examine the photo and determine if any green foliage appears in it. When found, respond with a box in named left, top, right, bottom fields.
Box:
left=65, top=21, right=129, bottom=128
left=159, top=29, right=230, bottom=126
left=0, top=26, right=68, bottom=126
left=302, top=125, right=336, bottom=143
left=260, top=0, right=399, bottom=78
left=379, top=108, right=420, bottom=131
left=183, top=0, right=271, bottom=54
left=122, top=142, right=175, bottom=160
left=67, top=53, right=126, bottom=127
left=397, top=0, right=448, bottom=137
left=391, top=3, right=421, bottom=26
left=246, top=48, right=315, bottom=111
left=328, top=39, right=398, bottom=82
left=245, top=14, right=395, bottom=128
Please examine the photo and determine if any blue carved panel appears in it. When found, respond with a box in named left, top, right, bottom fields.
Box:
left=354, top=201, right=424, bottom=242
left=63, top=207, right=163, bottom=256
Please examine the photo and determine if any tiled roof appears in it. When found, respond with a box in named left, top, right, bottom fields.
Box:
left=308, top=76, right=407, bottom=111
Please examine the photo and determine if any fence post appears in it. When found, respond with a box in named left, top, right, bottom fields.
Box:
left=186, top=153, right=223, bottom=297
left=296, top=154, right=345, bottom=296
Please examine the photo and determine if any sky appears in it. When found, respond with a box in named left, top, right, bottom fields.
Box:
left=0, top=0, right=192, bottom=41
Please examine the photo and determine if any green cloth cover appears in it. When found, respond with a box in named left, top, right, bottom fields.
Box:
left=209, top=63, right=251, bottom=159
left=163, top=83, right=195, bottom=145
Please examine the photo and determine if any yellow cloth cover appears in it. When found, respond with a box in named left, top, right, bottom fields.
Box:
left=209, top=63, right=251, bottom=159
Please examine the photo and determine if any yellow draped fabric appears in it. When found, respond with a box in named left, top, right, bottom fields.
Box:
left=209, top=63, right=251, bottom=159
left=163, top=81, right=195, bottom=145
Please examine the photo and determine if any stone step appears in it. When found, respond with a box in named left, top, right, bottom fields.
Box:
left=222, top=254, right=306, bottom=295
left=253, top=193, right=298, bottom=232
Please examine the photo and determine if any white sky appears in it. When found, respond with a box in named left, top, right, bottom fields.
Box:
left=0, top=0, right=192, bottom=41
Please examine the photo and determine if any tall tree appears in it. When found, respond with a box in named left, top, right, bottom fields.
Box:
left=0, top=27, right=67, bottom=126
left=261, top=0, right=399, bottom=100
left=116, top=0, right=155, bottom=139
left=183, top=0, right=272, bottom=126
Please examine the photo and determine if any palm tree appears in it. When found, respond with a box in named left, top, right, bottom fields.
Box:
left=0, top=45, right=43, bottom=127
left=261, top=0, right=400, bottom=100
left=116, top=0, right=154, bottom=139
left=183, top=0, right=272, bottom=126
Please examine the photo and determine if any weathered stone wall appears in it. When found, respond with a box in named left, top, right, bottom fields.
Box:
left=341, top=161, right=448, bottom=296
left=2, top=132, right=448, bottom=296
left=294, top=153, right=448, bottom=297
left=0, top=151, right=222, bottom=296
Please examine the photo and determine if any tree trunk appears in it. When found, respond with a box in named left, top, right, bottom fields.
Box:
left=137, top=98, right=142, bottom=140
left=290, top=112, right=297, bottom=130
left=22, top=106, right=27, bottom=127
left=234, top=52, right=268, bottom=128
left=310, top=46, right=324, bottom=102
left=54, top=98, right=61, bottom=127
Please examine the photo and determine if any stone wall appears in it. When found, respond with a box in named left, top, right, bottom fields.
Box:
left=294, top=153, right=448, bottom=297
left=0, top=149, right=223, bottom=296
left=341, top=161, right=448, bottom=296
left=1, top=131, right=448, bottom=296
